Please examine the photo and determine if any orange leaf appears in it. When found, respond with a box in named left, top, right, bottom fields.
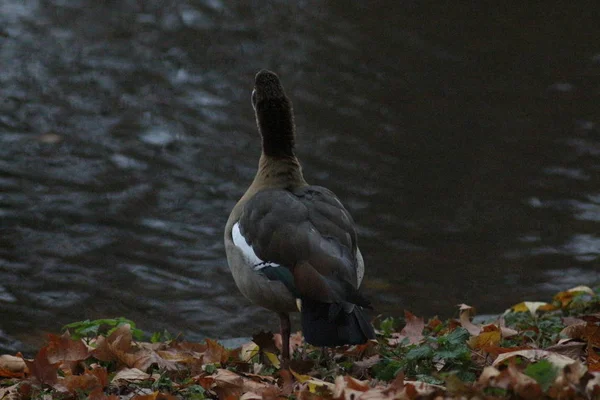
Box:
left=426, top=316, right=443, bottom=331
left=88, top=386, right=119, bottom=400
left=583, top=322, right=600, bottom=347
left=46, top=332, right=89, bottom=364
left=469, top=330, right=502, bottom=351
left=588, top=345, right=600, bottom=372
left=56, top=373, right=101, bottom=394
left=23, top=346, right=59, bottom=385
left=204, top=339, right=229, bottom=364
left=88, top=366, right=109, bottom=387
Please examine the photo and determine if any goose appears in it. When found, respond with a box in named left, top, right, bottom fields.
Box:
left=224, top=70, right=375, bottom=364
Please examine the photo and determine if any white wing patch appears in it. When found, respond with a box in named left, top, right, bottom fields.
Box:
left=232, top=222, right=263, bottom=265
left=232, top=222, right=282, bottom=273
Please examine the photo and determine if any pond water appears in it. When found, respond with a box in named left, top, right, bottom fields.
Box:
left=1, top=1, right=599, bottom=353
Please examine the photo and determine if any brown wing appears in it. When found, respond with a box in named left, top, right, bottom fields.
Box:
left=237, top=186, right=368, bottom=307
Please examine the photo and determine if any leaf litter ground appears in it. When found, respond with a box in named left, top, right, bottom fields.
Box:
left=1, top=285, right=599, bottom=399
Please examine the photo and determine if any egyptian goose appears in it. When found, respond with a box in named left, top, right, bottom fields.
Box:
left=224, top=70, right=375, bottom=363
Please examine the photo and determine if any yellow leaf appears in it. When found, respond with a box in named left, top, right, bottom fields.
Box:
left=240, top=342, right=259, bottom=362
left=307, top=378, right=334, bottom=393
left=469, top=330, right=502, bottom=350
left=290, top=368, right=311, bottom=383
left=264, top=351, right=280, bottom=369
left=510, top=301, right=548, bottom=315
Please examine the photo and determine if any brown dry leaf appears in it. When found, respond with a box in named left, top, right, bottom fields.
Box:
left=93, top=324, right=133, bottom=362
left=133, top=349, right=180, bottom=372
left=111, top=367, right=151, bottom=383
left=545, top=340, right=586, bottom=360
left=589, top=345, right=600, bottom=372
left=561, top=321, right=586, bottom=340
left=46, top=332, right=89, bottom=364
left=353, top=354, right=380, bottom=376
left=583, top=321, right=600, bottom=347
left=388, top=311, right=424, bottom=345
left=477, top=366, right=501, bottom=387
left=0, top=355, right=26, bottom=378
left=493, top=349, right=577, bottom=369
left=239, top=393, right=262, bottom=400
left=54, top=373, right=102, bottom=394
left=203, top=338, right=229, bottom=364
left=481, top=345, right=533, bottom=358
left=508, top=364, right=543, bottom=399
left=212, top=368, right=244, bottom=399
left=458, top=304, right=481, bottom=336
left=131, top=392, right=178, bottom=400
left=400, top=310, right=424, bottom=345
left=23, top=346, right=59, bottom=385
left=333, top=375, right=370, bottom=399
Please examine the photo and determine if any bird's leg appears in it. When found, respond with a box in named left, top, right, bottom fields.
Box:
left=278, top=312, right=291, bottom=368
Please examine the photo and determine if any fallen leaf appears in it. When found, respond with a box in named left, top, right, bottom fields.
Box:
left=0, top=355, right=26, bottom=378
left=560, top=321, right=586, bottom=340
left=477, top=366, right=501, bottom=387
left=458, top=304, right=481, bottom=336
left=0, top=383, right=21, bottom=399
left=203, top=338, right=229, bottom=364
left=545, top=340, right=586, bottom=360
left=212, top=368, right=244, bottom=399
left=54, top=373, right=102, bottom=394
left=290, top=368, right=311, bottom=383
left=264, top=351, right=280, bottom=369
left=240, top=342, right=259, bottom=362
left=567, top=285, right=595, bottom=295
left=589, top=345, right=600, bottom=372
left=23, top=346, right=59, bottom=385
left=111, top=367, right=151, bottom=383
left=493, top=349, right=577, bottom=370
left=46, top=332, right=89, bottom=364
left=586, top=372, right=600, bottom=397
left=388, top=311, right=424, bottom=345
left=583, top=321, right=600, bottom=347
left=400, top=310, right=425, bottom=345
left=510, top=301, right=549, bottom=315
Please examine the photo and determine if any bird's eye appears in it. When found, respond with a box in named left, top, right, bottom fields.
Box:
left=251, top=89, right=257, bottom=109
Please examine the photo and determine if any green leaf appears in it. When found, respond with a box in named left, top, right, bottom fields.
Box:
left=444, top=328, right=470, bottom=346
left=372, top=359, right=403, bottom=381
left=406, top=345, right=434, bottom=361
left=524, top=360, right=557, bottom=391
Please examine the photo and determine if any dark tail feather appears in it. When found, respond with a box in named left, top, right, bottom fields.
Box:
left=301, top=299, right=376, bottom=347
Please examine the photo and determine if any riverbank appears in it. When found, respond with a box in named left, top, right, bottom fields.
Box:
left=1, top=285, right=599, bottom=399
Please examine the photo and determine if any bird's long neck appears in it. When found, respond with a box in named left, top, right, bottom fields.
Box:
left=256, top=98, right=296, bottom=158
left=253, top=153, right=307, bottom=189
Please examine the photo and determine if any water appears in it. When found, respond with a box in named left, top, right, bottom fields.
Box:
left=1, top=1, right=599, bottom=354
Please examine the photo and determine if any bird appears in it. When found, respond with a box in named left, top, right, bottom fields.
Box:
left=224, top=70, right=375, bottom=365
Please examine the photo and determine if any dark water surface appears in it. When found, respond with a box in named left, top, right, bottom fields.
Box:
left=1, top=1, right=599, bottom=353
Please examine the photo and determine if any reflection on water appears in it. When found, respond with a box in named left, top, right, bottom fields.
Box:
left=1, top=1, right=599, bottom=353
